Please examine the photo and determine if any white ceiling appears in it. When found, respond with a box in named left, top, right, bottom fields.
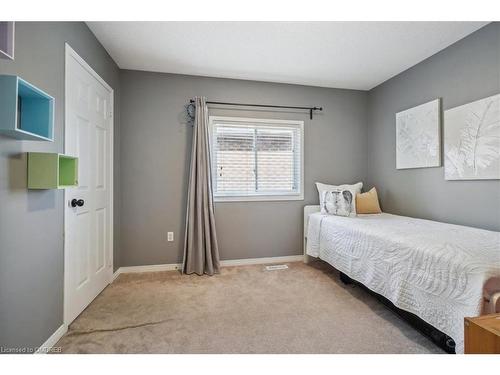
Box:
left=87, top=22, right=488, bottom=90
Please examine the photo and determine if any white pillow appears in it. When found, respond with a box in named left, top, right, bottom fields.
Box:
left=316, top=182, right=363, bottom=215
left=321, top=189, right=353, bottom=217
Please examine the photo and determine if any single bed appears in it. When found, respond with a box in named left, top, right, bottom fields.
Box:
left=304, top=205, right=500, bottom=353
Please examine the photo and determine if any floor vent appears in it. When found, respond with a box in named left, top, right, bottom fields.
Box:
left=265, top=264, right=289, bottom=271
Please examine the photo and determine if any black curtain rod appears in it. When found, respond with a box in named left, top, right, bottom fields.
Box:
left=189, top=99, right=323, bottom=119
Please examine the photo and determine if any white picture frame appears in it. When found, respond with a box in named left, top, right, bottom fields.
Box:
left=444, top=93, right=500, bottom=180
left=0, top=21, right=15, bottom=60
left=396, top=98, right=441, bottom=169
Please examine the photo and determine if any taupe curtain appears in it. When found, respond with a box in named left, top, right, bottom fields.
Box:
left=182, top=97, right=220, bottom=275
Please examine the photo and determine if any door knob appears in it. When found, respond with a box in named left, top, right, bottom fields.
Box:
left=71, top=199, right=85, bottom=208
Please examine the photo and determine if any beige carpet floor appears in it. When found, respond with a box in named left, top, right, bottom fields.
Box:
left=55, top=261, right=443, bottom=353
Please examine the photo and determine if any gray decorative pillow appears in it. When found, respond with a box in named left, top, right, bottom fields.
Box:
left=315, top=182, right=363, bottom=214
left=321, top=189, right=354, bottom=217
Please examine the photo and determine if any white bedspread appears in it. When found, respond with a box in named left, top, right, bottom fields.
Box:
left=306, top=212, right=500, bottom=353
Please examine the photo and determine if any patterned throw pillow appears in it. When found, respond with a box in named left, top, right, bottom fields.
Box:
left=321, top=189, right=354, bottom=217
left=316, top=182, right=363, bottom=214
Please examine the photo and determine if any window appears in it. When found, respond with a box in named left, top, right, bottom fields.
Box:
left=209, top=116, right=304, bottom=201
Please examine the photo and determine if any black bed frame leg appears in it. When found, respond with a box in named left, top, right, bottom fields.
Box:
left=340, top=272, right=353, bottom=285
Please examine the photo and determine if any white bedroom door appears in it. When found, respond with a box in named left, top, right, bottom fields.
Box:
left=64, top=44, right=114, bottom=325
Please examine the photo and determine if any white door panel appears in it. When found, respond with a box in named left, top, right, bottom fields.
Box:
left=65, top=45, right=113, bottom=325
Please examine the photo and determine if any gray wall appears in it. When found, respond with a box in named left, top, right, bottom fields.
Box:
left=366, top=22, right=500, bottom=231
left=0, top=22, right=120, bottom=350
left=119, top=70, right=368, bottom=266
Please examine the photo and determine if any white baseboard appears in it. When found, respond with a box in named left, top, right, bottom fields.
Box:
left=35, top=324, right=67, bottom=354
left=112, top=255, right=303, bottom=281
left=112, top=268, right=122, bottom=281
left=220, top=255, right=303, bottom=267
left=116, top=263, right=181, bottom=278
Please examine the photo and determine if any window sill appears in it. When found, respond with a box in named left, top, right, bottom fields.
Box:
left=214, top=194, right=304, bottom=203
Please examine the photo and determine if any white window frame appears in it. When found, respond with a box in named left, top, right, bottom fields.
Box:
left=209, top=116, right=304, bottom=202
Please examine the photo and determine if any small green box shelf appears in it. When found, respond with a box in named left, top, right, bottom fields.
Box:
left=28, top=153, right=78, bottom=189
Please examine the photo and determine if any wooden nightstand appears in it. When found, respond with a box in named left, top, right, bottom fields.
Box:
left=464, top=314, right=500, bottom=353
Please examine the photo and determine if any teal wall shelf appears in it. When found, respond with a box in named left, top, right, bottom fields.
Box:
left=0, top=75, right=54, bottom=141
left=28, top=153, right=78, bottom=189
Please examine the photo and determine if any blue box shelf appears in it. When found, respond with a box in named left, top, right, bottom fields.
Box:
left=0, top=75, right=54, bottom=141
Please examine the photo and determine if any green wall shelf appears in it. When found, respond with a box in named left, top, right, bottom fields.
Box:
left=0, top=75, right=54, bottom=141
left=28, top=153, right=78, bottom=189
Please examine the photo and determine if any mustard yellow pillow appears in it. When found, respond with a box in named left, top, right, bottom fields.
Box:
left=356, top=187, right=382, bottom=214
